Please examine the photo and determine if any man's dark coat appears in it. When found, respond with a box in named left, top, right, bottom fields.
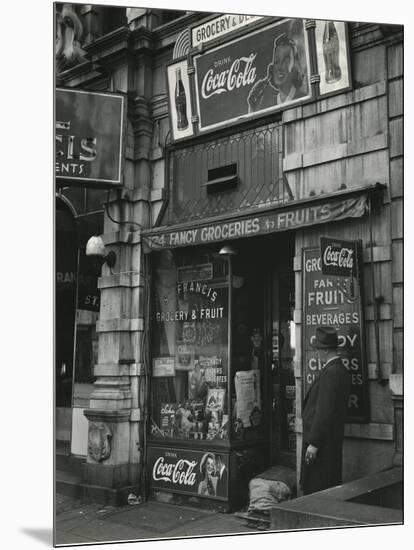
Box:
left=300, top=357, right=351, bottom=495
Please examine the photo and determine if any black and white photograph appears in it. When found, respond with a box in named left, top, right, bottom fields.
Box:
left=47, top=0, right=408, bottom=547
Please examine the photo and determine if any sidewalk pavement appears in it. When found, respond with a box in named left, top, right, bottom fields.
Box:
left=55, top=493, right=263, bottom=546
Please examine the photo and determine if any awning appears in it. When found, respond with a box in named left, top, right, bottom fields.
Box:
left=142, top=184, right=384, bottom=252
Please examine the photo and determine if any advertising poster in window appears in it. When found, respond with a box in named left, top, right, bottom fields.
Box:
left=167, top=59, right=194, bottom=141
left=147, top=447, right=229, bottom=499
left=315, top=20, right=351, bottom=96
left=234, top=369, right=261, bottom=427
left=302, top=247, right=368, bottom=422
left=193, top=18, right=311, bottom=132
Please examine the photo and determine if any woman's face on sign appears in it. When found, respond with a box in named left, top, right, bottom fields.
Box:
left=206, top=457, right=214, bottom=475
left=272, top=44, right=294, bottom=88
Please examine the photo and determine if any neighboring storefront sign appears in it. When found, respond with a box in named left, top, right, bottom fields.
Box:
left=147, top=447, right=229, bottom=499
left=193, top=19, right=311, bottom=132
left=192, top=14, right=263, bottom=47
left=143, top=193, right=368, bottom=251
left=315, top=20, right=351, bottom=97
left=320, top=237, right=358, bottom=277
left=55, top=88, right=125, bottom=186
left=302, top=247, right=368, bottom=422
left=77, top=249, right=101, bottom=312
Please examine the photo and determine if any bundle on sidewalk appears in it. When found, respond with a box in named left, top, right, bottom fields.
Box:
left=235, top=465, right=297, bottom=530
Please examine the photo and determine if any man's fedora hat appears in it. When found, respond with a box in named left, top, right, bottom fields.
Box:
left=313, top=326, right=339, bottom=349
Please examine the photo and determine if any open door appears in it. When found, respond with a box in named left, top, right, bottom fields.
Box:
left=56, top=199, right=77, bottom=442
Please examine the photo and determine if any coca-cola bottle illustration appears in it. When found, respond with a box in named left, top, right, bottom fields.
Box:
left=322, top=21, right=342, bottom=84
left=175, top=68, right=189, bottom=131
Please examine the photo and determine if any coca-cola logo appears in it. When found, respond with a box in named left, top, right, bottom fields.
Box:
left=160, top=404, right=176, bottom=415
left=323, top=245, right=354, bottom=269
left=201, top=54, right=257, bottom=99
left=152, top=456, right=197, bottom=486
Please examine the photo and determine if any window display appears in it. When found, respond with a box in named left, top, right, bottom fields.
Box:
left=150, top=249, right=229, bottom=442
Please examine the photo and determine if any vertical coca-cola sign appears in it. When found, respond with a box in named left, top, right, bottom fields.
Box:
left=167, top=60, right=194, bottom=141
left=302, top=245, right=369, bottom=423
left=315, top=20, right=351, bottom=96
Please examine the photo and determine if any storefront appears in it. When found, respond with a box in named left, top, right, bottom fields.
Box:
left=145, top=235, right=293, bottom=508
left=55, top=4, right=402, bottom=510
left=143, top=185, right=383, bottom=509
left=139, top=14, right=401, bottom=510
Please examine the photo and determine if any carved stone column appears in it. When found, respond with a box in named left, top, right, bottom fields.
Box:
left=81, top=33, right=154, bottom=504
left=82, top=222, right=139, bottom=503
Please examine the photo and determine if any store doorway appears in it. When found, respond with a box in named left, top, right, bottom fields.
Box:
left=56, top=199, right=78, bottom=442
left=232, top=232, right=295, bottom=470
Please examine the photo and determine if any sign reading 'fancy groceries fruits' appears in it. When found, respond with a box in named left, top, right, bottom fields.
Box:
left=194, top=19, right=311, bottom=132
left=55, top=88, right=125, bottom=187
left=143, top=194, right=368, bottom=251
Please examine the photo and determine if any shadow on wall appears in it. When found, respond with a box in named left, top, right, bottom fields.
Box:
left=342, top=438, right=395, bottom=482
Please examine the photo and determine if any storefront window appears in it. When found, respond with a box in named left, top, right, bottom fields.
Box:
left=150, top=249, right=230, bottom=442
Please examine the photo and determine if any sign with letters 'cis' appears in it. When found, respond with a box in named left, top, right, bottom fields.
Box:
left=55, top=88, right=125, bottom=187
left=302, top=247, right=368, bottom=423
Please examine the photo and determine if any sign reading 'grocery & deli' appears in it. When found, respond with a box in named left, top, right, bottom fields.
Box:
left=193, top=19, right=311, bottom=132
left=192, top=14, right=263, bottom=47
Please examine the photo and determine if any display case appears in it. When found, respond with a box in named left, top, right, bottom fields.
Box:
left=147, top=245, right=268, bottom=508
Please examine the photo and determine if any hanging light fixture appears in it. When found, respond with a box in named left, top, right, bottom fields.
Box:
left=85, top=235, right=116, bottom=268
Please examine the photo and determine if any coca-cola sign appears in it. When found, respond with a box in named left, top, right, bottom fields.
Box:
left=194, top=19, right=311, bottom=132
left=147, top=447, right=228, bottom=499
left=201, top=53, right=257, bottom=99
left=153, top=456, right=198, bottom=486
left=320, top=237, right=358, bottom=277
left=314, top=20, right=351, bottom=97
left=167, top=60, right=195, bottom=141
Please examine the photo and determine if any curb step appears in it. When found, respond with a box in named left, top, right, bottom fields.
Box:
left=233, top=510, right=271, bottom=530
left=56, top=442, right=85, bottom=477
left=56, top=469, right=84, bottom=499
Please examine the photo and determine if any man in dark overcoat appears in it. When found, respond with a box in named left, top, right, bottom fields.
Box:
left=300, top=326, right=351, bottom=495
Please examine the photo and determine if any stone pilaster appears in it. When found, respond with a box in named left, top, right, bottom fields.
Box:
left=82, top=24, right=154, bottom=503
left=82, top=227, right=141, bottom=503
